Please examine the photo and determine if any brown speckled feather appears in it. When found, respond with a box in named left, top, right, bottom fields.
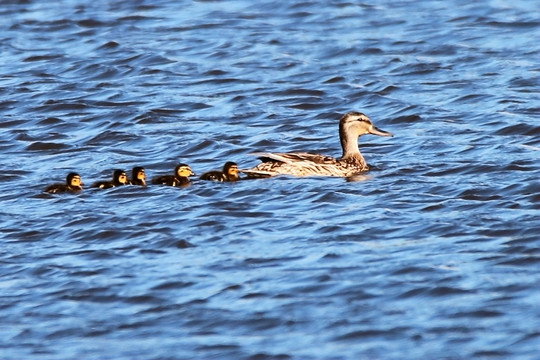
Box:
left=243, top=152, right=368, bottom=177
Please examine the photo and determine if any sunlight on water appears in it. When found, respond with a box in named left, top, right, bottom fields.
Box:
left=0, top=1, right=539, bottom=359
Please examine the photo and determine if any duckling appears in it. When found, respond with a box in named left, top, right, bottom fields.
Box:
left=241, top=111, right=393, bottom=177
left=92, top=169, right=129, bottom=189
left=200, top=161, right=240, bottom=182
left=129, top=166, right=146, bottom=186
left=44, top=172, right=83, bottom=193
left=152, top=163, right=195, bottom=187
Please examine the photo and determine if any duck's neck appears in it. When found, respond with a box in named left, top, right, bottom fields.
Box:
left=340, top=130, right=365, bottom=163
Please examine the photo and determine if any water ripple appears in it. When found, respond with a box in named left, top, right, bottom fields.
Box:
left=0, top=1, right=538, bottom=359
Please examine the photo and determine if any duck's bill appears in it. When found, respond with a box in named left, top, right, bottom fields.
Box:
left=370, top=126, right=393, bottom=137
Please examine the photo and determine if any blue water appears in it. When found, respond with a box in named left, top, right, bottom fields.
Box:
left=1, top=1, right=539, bottom=359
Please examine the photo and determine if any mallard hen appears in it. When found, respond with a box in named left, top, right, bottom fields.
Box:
left=241, top=111, right=393, bottom=177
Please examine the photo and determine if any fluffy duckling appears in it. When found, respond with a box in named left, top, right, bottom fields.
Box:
left=200, top=161, right=240, bottom=182
left=44, top=172, right=83, bottom=193
left=130, top=166, right=146, bottom=186
left=242, top=111, right=393, bottom=177
left=92, top=169, right=129, bottom=189
left=152, top=163, right=195, bottom=187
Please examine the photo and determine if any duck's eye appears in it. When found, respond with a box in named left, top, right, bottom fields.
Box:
left=358, top=119, right=372, bottom=126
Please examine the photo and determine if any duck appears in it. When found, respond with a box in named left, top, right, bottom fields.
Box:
left=92, top=169, right=129, bottom=189
left=152, top=163, right=195, bottom=187
left=200, top=162, right=240, bottom=182
left=130, top=166, right=147, bottom=186
left=44, top=172, right=83, bottom=193
left=241, top=111, right=393, bottom=177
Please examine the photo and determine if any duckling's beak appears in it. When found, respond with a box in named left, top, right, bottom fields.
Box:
left=369, top=126, right=393, bottom=137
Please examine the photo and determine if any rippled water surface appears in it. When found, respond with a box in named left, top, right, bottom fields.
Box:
left=1, top=1, right=539, bottom=359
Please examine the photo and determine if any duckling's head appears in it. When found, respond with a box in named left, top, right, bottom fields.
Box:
left=223, top=162, right=240, bottom=180
left=67, top=172, right=83, bottom=189
left=113, top=169, right=129, bottom=185
left=132, top=167, right=146, bottom=184
left=175, top=163, right=195, bottom=178
left=340, top=111, right=393, bottom=138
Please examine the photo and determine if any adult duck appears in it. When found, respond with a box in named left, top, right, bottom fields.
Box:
left=200, top=162, right=240, bottom=182
left=242, top=111, right=392, bottom=177
left=152, top=163, right=195, bottom=187
left=44, top=172, right=83, bottom=193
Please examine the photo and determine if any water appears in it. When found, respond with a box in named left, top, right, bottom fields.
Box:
left=1, top=1, right=539, bottom=359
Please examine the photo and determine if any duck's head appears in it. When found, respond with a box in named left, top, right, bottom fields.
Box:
left=223, top=162, right=240, bottom=180
left=175, top=163, right=195, bottom=178
left=132, top=167, right=146, bottom=184
left=113, top=169, right=129, bottom=185
left=340, top=111, right=393, bottom=138
left=67, top=172, right=83, bottom=189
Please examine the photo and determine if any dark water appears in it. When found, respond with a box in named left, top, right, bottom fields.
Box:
left=1, top=1, right=539, bottom=359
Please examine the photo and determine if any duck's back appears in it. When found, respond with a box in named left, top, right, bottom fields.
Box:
left=152, top=175, right=189, bottom=187
left=152, top=175, right=174, bottom=186
left=44, top=184, right=81, bottom=193
left=45, top=184, right=69, bottom=193
left=200, top=171, right=224, bottom=181
left=91, top=181, right=114, bottom=189
left=244, top=152, right=367, bottom=177
left=255, top=152, right=333, bottom=164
